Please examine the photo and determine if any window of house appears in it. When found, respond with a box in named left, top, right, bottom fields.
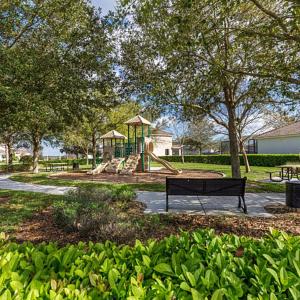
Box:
left=165, top=149, right=170, bottom=156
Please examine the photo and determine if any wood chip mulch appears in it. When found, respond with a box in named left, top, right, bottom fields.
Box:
left=50, top=170, right=222, bottom=184
left=0, top=196, right=10, bottom=204
left=13, top=205, right=300, bottom=246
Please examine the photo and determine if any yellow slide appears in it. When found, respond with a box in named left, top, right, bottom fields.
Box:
left=147, top=152, right=182, bottom=174
left=144, top=138, right=182, bottom=174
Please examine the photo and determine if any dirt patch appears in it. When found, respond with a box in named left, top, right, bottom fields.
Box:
left=14, top=208, right=82, bottom=245
left=50, top=169, right=222, bottom=184
left=14, top=205, right=300, bottom=245
left=0, top=196, right=10, bottom=204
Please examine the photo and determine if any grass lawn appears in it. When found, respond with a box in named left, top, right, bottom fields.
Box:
left=0, top=189, right=60, bottom=233
left=10, top=162, right=285, bottom=193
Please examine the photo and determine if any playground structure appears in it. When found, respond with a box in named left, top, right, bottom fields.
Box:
left=88, top=115, right=182, bottom=175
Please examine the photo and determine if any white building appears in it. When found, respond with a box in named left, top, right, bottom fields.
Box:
left=151, top=129, right=173, bottom=156
left=256, top=122, right=300, bottom=154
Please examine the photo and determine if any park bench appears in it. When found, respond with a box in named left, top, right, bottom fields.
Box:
left=166, top=177, right=247, bottom=213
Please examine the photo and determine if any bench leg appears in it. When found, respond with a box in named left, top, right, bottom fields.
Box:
left=166, top=194, right=169, bottom=212
left=196, top=195, right=206, bottom=215
left=238, top=196, right=241, bottom=208
left=241, top=196, right=247, bottom=214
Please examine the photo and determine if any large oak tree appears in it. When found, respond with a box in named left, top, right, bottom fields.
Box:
left=119, top=0, right=292, bottom=177
left=0, top=0, right=116, bottom=172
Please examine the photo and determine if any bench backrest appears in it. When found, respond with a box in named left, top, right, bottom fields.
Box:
left=166, top=177, right=246, bottom=197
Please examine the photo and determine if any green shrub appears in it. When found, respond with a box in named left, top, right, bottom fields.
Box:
left=53, top=186, right=137, bottom=238
left=0, top=163, right=31, bottom=172
left=159, top=154, right=300, bottom=167
left=0, top=229, right=299, bottom=299
left=19, top=155, right=33, bottom=164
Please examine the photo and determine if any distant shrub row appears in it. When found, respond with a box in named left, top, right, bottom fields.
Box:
left=159, top=154, right=300, bottom=167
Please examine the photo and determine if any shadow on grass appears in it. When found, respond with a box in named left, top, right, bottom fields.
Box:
left=0, top=189, right=61, bottom=233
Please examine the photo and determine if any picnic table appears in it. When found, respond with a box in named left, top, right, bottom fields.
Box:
left=45, top=162, right=70, bottom=172
left=268, top=164, right=300, bottom=182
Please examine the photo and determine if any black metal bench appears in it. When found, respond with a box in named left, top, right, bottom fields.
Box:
left=166, top=177, right=247, bottom=213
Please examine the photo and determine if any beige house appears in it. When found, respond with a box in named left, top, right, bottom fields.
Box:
left=151, top=129, right=173, bottom=156
left=256, top=122, right=300, bottom=154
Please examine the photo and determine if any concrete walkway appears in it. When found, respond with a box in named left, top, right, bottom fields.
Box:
left=0, top=174, right=73, bottom=195
left=137, top=191, right=285, bottom=217
left=0, top=174, right=285, bottom=217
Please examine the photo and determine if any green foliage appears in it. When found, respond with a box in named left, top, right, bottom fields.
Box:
left=19, top=155, right=33, bottom=165
left=160, top=154, right=300, bottom=167
left=0, top=163, right=31, bottom=172
left=0, top=229, right=299, bottom=299
left=1, top=1, right=117, bottom=173
left=53, top=187, right=136, bottom=236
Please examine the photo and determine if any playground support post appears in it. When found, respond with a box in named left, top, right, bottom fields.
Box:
left=141, top=123, right=144, bottom=172
left=134, top=125, right=137, bottom=154
left=127, top=125, right=130, bottom=157
left=147, top=125, right=151, bottom=171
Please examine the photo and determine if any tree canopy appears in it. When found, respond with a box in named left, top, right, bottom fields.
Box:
left=0, top=0, right=117, bottom=172
left=118, top=0, right=299, bottom=177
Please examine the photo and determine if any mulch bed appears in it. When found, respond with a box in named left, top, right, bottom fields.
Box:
left=13, top=205, right=300, bottom=246
left=0, top=196, right=10, bottom=204
left=50, top=169, right=222, bottom=184
left=264, top=203, right=300, bottom=214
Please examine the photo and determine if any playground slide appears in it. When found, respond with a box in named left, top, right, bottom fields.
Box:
left=87, top=162, right=108, bottom=175
left=120, top=155, right=140, bottom=175
left=147, top=151, right=182, bottom=174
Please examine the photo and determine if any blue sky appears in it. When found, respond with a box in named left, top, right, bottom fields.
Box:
left=91, top=0, right=117, bottom=14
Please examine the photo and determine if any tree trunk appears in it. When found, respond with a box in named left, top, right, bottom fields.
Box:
left=86, top=146, right=89, bottom=166
left=181, top=145, right=185, bottom=163
left=6, top=141, right=13, bottom=172
left=5, top=144, right=9, bottom=165
left=32, top=134, right=41, bottom=173
left=92, top=132, right=97, bottom=169
left=240, top=140, right=251, bottom=173
left=226, top=104, right=241, bottom=178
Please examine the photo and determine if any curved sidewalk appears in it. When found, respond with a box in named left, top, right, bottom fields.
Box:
left=0, top=174, right=74, bottom=195
left=0, top=174, right=285, bottom=217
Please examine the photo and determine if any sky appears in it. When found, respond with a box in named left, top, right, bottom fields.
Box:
left=91, top=0, right=117, bottom=14
left=43, top=0, right=117, bottom=156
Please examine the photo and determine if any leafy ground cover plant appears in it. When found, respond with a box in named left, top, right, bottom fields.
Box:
left=53, top=187, right=143, bottom=242
left=0, top=229, right=299, bottom=299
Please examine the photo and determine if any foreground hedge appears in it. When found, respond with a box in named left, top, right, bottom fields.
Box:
left=159, top=154, right=300, bottom=167
left=0, top=230, right=300, bottom=299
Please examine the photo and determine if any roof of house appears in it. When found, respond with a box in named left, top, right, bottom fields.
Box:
left=100, top=130, right=127, bottom=140
left=256, top=122, right=300, bottom=139
left=124, top=115, right=152, bottom=126
left=151, top=128, right=173, bottom=137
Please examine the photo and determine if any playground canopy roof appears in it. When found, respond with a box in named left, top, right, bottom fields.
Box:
left=124, top=115, right=151, bottom=126
left=100, top=130, right=127, bottom=140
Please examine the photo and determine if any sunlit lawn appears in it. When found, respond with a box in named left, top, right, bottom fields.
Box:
left=0, top=190, right=60, bottom=233
left=10, top=162, right=285, bottom=193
